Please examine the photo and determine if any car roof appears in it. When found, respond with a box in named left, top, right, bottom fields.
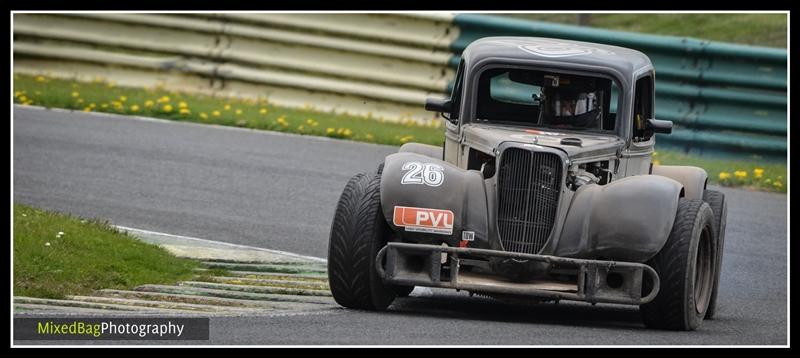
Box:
left=461, top=37, right=653, bottom=77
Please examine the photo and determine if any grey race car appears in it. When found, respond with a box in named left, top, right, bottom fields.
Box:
left=327, top=37, right=728, bottom=331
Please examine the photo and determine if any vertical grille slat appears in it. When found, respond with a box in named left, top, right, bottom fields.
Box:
left=497, top=148, right=562, bottom=254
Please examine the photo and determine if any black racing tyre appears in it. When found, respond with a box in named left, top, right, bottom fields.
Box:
left=703, top=189, right=727, bottom=319
left=640, top=198, right=716, bottom=331
left=327, top=172, right=396, bottom=310
left=392, top=285, right=415, bottom=297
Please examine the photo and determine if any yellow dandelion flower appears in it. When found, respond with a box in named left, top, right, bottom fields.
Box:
left=130, top=105, right=140, bottom=112
left=734, top=170, right=748, bottom=179
left=144, top=100, right=155, bottom=108
left=163, top=104, right=173, bottom=112
left=365, top=133, right=374, bottom=140
left=119, top=96, right=127, bottom=102
left=71, top=91, right=80, bottom=98
left=718, top=172, right=731, bottom=180
left=83, top=107, right=92, bottom=112
left=235, top=109, right=243, bottom=115
left=35, top=75, right=46, bottom=82
left=76, top=99, right=84, bottom=104
left=343, top=128, right=352, bottom=137
left=773, top=181, right=783, bottom=189
left=326, top=128, right=335, bottom=135
left=297, top=125, right=305, bottom=131
left=652, top=160, right=661, bottom=166
left=18, top=95, right=28, bottom=102
left=101, top=103, right=109, bottom=109
left=224, top=104, right=231, bottom=111
left=652, top=151, right=658, bottom=157
left=200, top=112, right=208, bottom=120
left=260, top=108, right=268, bottom=115
left=14, top=91, right=24, bottom=98
left=180, top=108, right=191, bottom=115
left=212, top=110, right=221, bottom=117
left=179, top=101, right=188, bottom=109
left=159, top=96, right=170, bottom=103
left=89, top=103, right=96, bottom=109
left=753, top=168, right=764, bottom=178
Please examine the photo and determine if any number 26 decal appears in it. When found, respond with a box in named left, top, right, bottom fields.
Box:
left=401, top=162, right=444, bottom=187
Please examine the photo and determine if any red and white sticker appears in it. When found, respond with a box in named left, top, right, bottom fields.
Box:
left=393, top=206, right=454, bottom=235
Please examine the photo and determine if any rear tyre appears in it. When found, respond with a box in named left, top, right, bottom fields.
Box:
left=327, top=171, right=395, bottom=310
left=641, top=198, right=716, bottom=331
left=703, top=190, right=727, bottom=319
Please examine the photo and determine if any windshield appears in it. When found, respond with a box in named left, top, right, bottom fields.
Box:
left=475, top=68, right=619, bottom=132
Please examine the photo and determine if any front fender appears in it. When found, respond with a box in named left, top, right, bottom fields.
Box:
left=554, top=175, right=683, bottom=262
left=380, top=152, right=488, bottom=246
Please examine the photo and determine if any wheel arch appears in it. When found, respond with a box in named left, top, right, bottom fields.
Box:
left=554, top=175, right=685, bottom=262
left=379, top=152, right=489, bottom=246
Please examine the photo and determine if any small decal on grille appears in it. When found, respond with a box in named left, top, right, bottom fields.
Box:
left=393, top=206, right=454, bottom=235
left=461, top=231, right=475, bottom=241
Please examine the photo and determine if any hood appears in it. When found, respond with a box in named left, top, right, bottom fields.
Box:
left=463, top=124, right=625, bottom=160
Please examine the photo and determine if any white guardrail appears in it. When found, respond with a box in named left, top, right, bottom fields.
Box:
left=13, top=13, right=459, bottom=122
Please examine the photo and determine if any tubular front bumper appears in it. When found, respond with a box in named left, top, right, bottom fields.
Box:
left=376, top=243, right=660, bottom=305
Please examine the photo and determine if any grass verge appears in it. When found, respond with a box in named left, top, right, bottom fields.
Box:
left=13, top=74, right=786, bottom=193
left=13, top=74, right=442, bottom=147
left=501, top=13, right=787, bottom=48
left=13, top=204, right=199, bottom=299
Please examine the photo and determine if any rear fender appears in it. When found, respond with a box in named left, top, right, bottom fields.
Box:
left=380, top=152, right=488, bottom=247
left=398, top=142, right=443, bottom=160
left=554, top=175, right=684, bottom=262
left=651, top=165, right=708, bottom=199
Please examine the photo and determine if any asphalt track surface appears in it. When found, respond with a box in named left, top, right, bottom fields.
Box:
left=13, top=106, right=788, bottom=345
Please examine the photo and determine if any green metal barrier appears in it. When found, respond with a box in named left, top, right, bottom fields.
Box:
left=448, top=14, right=787, bottom=161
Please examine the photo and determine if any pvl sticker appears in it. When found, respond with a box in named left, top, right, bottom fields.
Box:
left=393, top=206, right=454, bottom=235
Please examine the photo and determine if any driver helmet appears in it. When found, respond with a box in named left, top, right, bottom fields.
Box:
left=540, top=87, right=602, bottom=129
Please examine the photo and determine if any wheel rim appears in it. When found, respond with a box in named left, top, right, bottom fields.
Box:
left=694, top=225, right=714, bottom=314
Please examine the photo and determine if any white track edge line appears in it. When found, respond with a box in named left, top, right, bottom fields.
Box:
left=114, top=225, right=327, bottom=263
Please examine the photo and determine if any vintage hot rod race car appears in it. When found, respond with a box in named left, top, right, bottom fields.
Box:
left=327, top=37, right=728, bottom=331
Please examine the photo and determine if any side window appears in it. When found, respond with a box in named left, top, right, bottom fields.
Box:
left=606, top=81, right=620, bottom=130
left=632, top=75, right=654, bottom=142
left=447, top=60, right=465, bottom=124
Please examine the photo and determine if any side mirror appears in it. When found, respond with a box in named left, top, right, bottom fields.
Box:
left=425, top=97, right=452, bottom=113
left=646, top=118, right=672, bottom=134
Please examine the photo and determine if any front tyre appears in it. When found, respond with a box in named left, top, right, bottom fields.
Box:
left=327, top=172, right=395, bottom=310
left=641, top=198, right=716, bottom=331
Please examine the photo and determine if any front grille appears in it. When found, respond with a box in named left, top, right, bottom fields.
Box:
left=497, top=148, right=562, bottom=254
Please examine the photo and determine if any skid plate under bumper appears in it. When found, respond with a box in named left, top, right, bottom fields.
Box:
left=376, top=243, right=660, bottom=305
